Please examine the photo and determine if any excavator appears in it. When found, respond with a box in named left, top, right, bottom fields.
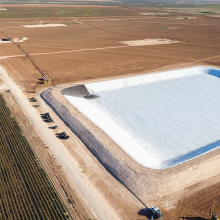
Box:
left=211, top=211, right=219, bottom=220
left=43, top=77, right=52, bottom=84
left=148, top=206, right=163, bottom=220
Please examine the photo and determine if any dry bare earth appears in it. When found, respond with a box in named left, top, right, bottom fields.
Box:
left=1, top=9, right=220, bottom=219
left=1, top=15, right=220, bottom=87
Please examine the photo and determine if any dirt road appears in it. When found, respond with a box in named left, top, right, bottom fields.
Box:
left=0, top=45, right=129, bottom=59
left=0, top=65, right=121, bottom=220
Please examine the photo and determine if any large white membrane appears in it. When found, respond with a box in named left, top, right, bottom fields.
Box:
left=64, top=67, right=220, bottom=169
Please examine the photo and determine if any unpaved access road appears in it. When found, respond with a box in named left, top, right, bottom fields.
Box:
left=0, top=65, right=120, bottom=220
left=0, top=45, right=129, bottom=59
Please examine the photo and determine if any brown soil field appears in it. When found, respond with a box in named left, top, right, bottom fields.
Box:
left=1, top=16, right=220, bottom=87
left=1, top=9, right=220, bottom=219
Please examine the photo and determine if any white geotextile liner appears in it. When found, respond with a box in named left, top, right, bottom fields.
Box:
left=64, top=67, right=220, bottom=169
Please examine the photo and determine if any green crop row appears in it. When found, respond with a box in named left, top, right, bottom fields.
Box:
left=0, top=95, right=70, bottom=220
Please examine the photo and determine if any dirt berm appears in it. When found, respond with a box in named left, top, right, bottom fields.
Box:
left=41, top=86, right=220, bottom=209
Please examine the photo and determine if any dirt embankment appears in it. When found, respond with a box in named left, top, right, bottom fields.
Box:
left=41, top=88, right=148, bottom=220
left=41, top=86, right=220, bottom=212
left=41, top=88, right=146, bottom=193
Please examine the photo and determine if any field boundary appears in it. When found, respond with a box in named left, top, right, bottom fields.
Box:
left=3, top=91, right=79, bottom=220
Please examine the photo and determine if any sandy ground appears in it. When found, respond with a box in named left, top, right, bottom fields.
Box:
left=120, top=38, right=178, bottom=46
left=140, top=13, right=169, bottom=16
left=1, top=10, right=220, bottom=220
left=1, top=15, right=220, bottom=88
left=207, top=15, right=220, bottom=18
left=22, top=24, right=67, bottom=28
left=0, top=41, right=11, bottom=44
left=140, top=13, right=155, bottom=15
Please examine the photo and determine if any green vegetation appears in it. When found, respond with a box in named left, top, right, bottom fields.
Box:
left=0, top=7, right=138, bottom=18
left=0, top=1, right=220, bottom=18
left=0, top=94, right=69, bottom=220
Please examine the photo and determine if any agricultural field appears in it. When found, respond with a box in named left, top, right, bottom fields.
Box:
left=154, top=4, right=220, bottom=17
left=1, top=14, right=220, bottom=90
left=1, top=2, right=220, bottom=220
left=0, top=6, right=139, bottom=18
left=0, top=94, right=69, bottom=220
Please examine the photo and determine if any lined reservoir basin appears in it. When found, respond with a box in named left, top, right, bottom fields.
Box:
left=63, top=66, right=220, bottom=169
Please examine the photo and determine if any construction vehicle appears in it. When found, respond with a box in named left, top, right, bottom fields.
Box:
left=30, top=97, right=37, bottom=102
left=45, top=113, right=53, bottom=122
left=62, top=134, right=70, bottom=139
left=43, top=78, right=52, bottom=84
left=47, top=118, right=53, bottom=123
left=61, top=132, right=66, bottom=137
left=33, top=104, right=40, bottom=107
left=56, top=132, right=70, bottom=139
left=59, top=132, right=70, bottom=139
left=211, top=211, right=219, bottom=220
left=149, top=206, right=163, bottom=220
